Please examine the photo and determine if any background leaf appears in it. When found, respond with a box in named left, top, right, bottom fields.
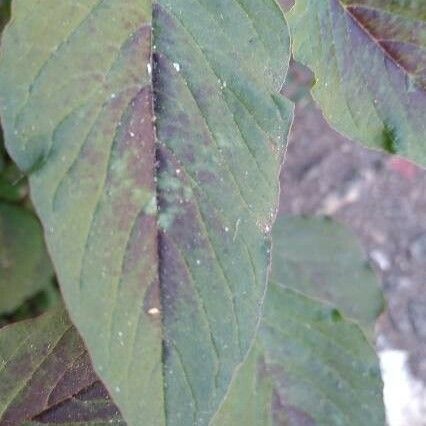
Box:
left=213, top=217, right=385, bottom=425
left=270, top=216, right=384, bottom=336
left=0, top=202, right=53, bottom=315
left=213, top=284, right=385, bottom=426
left=0, top=307, right=123, bottom=426
left=287, top=0, right=426, bottom=166
left=0, top=161, right=27, bottom=202
left=0, top=1, right=292, bottom=424
left=0, top=0, right=10, bottom=35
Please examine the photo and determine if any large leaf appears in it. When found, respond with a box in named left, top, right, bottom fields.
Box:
left=270, top=216, right=384, bottom=335
left=0, top=202, right=53, bottom=314
left=288, top=0, right=426, bottom=165
left=0, top=307, right=123, bottom=425
left=0, top=1, right=292, bottom=424
left=213, top=283, right=385, bottom=426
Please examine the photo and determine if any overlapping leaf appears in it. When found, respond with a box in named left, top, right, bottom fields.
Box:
left=0, top=202, right=53, bottom=314
left=213, top=284, right=385, bottom=426
left=212, top=217, right=385, bottom=425
left=270, top=216, right=384, bottom=335
left=0, top=1, right=292, bottom=424
left=288, top=0, right=426, bottom=165
left=0, top=307, right=122, bottom=425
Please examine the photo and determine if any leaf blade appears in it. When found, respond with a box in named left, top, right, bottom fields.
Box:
left=214, top=284, right=385, bottom=426
left=0, top=1, right=292, bottom=424
left=288, top=0, right=426, bottom=165
left=0, top=307, right=123, bottom=426
left=0, top=202, right=53, bottom=315
left=270, top=216, right=384, bottom=335
left=153, top=1, right=292, bottom=422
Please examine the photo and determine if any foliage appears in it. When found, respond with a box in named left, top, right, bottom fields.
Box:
left=0, top=202, right=54, bottom=315
left=270, top=216, right=384, bottom=337
left=0, top=306, right=122, bottom=425
left=0, top=217, right=385, bottom=425
left=0, top=1, right=292, bottom=423
left=0, top=0, right=423, bottom=425
left=288, top=0, right=426, bottom=164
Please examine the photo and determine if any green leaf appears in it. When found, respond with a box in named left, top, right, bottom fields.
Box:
left=0, top=0, right=10, bottom=34
left=270, top=216, right=384, bottom=335
left=213, top=283, right=385, bottom=426
left=0, top=176, right=24, bottom=202
left=0, top=1, right=292, bottom=424
left=287, top=0, right=426, bottom=165
left=0, top=202, right=53, bottom=314
left=0, top=163, right=27, bottom=202
left=0, top=307, right=123, bottom=425
left=213, top=217, right=385, bottom=425
left=2, top=282, right=61, bottom=325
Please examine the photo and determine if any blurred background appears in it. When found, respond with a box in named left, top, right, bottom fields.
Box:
left=282, top=60, right=426, bottom=426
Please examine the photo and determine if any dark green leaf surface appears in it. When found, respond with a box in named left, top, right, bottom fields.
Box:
left=0, top=163, right=27, bottom=202
left=270, top=216, right=384, bottom=335
left=0, top=0, right=10, bottom=35
left=0, top=202, right=53, bottom=314
left=288, top=0, right=426, bottom=165
left=213, top=283, right=385, bottom=426
left=0, top=176, right=23, bottom=202
left=0, top=307, right=123, bottom=426
left=0, top=1, right=292, bottom=424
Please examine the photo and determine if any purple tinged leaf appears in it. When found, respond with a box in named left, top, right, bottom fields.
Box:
left=0, top=1, right=293, bottom=424
left=0, top=307, right=123, bottom=425
left=288, top=0, right=426, bottom=165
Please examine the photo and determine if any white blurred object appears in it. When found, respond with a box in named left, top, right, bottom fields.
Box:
left=379, top=350, right=426, bottom=426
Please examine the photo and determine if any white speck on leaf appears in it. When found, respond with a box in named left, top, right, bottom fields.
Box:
left=233, top=218, right=241, bottom=242
left=173, top=62, right=181, bottom=72
left=148, top=307, right=160, bottom=316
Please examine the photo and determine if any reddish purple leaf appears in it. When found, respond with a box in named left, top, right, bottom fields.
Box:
left=0, top=307, right=123, bottom=425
